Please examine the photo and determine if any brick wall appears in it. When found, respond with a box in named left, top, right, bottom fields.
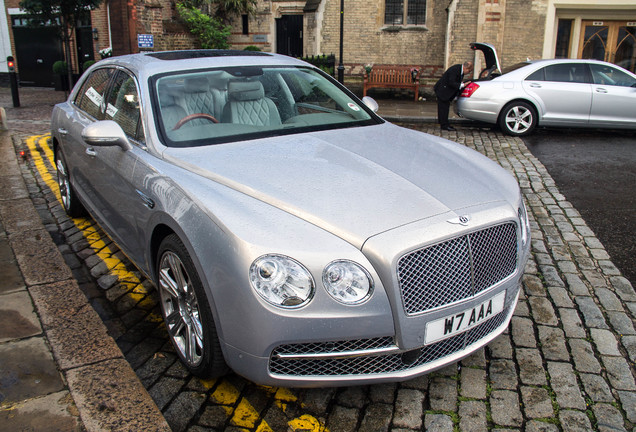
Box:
left=501, top=0, right=547, bottom=66
left=313, top=0, right=450, bottom=90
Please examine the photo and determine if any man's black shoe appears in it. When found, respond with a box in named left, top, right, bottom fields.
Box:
left=441, top=125, right=456, bottom=131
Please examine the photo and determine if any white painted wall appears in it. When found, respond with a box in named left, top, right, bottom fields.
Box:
left=0, top=0, right=14, bottom=73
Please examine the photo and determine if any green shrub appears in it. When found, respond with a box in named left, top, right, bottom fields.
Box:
left=243, top=45, right=261, bottom=51
left=52, top=60, right=67, bottom=75
left=83, top=60, right=96, bottom=71
left=176, top=3, right=231, bottom=49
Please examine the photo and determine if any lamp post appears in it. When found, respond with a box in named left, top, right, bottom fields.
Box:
left=337, top=0, right=344, bottom=83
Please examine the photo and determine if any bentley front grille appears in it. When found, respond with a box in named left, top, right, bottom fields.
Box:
left=398, top=223, right=517, bottom=315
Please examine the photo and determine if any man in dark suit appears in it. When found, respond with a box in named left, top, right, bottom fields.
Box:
left=434, top=61, right=473, bottom=131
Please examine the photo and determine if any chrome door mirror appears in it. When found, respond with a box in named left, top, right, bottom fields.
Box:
left=362, top=96, right=379, bottom=113
left=82, top=120, right=132, bottom=151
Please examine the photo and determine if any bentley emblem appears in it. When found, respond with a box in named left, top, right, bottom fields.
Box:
left=447, top=215, right=471, bottom=226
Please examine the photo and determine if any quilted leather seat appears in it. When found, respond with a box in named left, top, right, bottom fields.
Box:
left=222, top=80, right=281, bottom=126
left=183, top=77, right=221, bottom=125
left=158, top=89, right=187, bottom=131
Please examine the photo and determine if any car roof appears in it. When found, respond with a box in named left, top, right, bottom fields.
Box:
left=499, top=58, right=636, bottom=78
left=94, top=50, right=313, bottom=79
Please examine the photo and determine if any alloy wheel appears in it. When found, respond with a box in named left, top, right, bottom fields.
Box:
left=504, top=105, right=533, bottom=134
left=56, top=157, right=72, bottom=211
left=158, top=251, right=204, bottom=367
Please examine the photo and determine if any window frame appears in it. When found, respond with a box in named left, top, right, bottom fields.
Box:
left=72, top=65, right=147, bottom=147
left=384, top=0, right=427, bottom=27
left=104, top=69, right=146, bottom=144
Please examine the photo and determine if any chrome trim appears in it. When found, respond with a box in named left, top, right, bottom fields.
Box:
left=273, top=346, right=400, bottom=360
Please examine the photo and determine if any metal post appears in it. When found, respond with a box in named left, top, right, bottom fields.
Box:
left=337, top=0, right=344, bottom=83
left=7, top=56, right=20, bottom=108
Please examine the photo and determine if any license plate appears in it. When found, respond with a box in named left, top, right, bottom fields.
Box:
left=425, top=292, right=505, bottom=344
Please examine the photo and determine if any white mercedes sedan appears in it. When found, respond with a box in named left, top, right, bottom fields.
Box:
left=458, top=43, right=636, bottom=136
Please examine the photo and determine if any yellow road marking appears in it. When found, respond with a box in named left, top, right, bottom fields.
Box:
left=25, top=134, right=328, bottom=432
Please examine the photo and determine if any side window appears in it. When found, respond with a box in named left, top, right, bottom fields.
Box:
left=590, top=64, right=636, bottom=87
left=526, top=68, right=545, bottom=81
left=74, top=68, right=115, bottom=119
left=543, top=63, right=590, bottom=83
left=105, top=71, right=144, bottom=143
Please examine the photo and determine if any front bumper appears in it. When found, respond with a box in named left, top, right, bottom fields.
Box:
left=223, top=287, right=519, bottom=387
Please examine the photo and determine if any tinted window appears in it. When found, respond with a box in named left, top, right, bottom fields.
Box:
left=526, top=68, right=544, bottom=81
left=74, top=68, right=115, bottom=119
left=542, top=63, right=590, bottom=83
left=590, top=63, right=636, bottom=87
left=105, top=71, right=143, bottom=142
left=502, top=62, right=531, bottom=75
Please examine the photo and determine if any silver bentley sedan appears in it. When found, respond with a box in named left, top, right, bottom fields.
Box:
left=458, top=42, right=636, bottom=136
left=51, top=50, right=530, bottom=387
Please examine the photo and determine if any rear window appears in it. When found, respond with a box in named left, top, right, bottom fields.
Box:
left=502, top=62, right=531, bottom=75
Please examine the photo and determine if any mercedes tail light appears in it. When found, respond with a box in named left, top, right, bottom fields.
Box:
left=461, top=82, right=480, bottom=98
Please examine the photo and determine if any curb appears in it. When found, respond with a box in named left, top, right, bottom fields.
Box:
left=1, top=131, right=170, bottom=432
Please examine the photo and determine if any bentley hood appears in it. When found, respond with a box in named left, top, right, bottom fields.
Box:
left=162, top=123, right=519, bottom=248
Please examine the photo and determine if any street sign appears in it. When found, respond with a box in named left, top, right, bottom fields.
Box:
left=137, top=34, right=154, bottom=49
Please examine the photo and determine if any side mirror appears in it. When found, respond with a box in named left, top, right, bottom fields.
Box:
left=82, top=120, right=132, bottom=151
left=362, top=96, right=379, bottom=113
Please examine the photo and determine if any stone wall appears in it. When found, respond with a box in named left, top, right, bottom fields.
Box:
left=501, top=0, right=547, bottom=66
left=313, top=0, right=450, bottom=88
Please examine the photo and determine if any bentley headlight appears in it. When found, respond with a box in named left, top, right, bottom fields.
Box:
left=519, top=200, right=530, bottom=246
left=250, top=255, right=314, bottom=308
left=323, top=260, right=373, bottom=304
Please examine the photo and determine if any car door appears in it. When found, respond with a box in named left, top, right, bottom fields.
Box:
left=522, top=63, right=592, bottom=126
left=588, top=63, right=636, bottom=128
left=65, top=67, right=147, bottom=260
left=61, top=67, right=115, bottom=210
left=85, top=69, right=150, bottom=260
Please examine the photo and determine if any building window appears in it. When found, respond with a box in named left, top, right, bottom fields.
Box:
left=385, top=0, right=426, bottom=26
left=242, top=14, right=249, bottom=35
left=555, top=19, right=573, bottom=58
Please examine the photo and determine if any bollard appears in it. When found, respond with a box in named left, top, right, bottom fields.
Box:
left=7, top=56, right=20, bottom=108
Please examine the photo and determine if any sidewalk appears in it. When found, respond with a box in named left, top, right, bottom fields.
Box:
left=0, top=87, right=170, bottom=431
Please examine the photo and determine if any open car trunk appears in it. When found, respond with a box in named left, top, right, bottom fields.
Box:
left=470, top=42, right=502, bottom=81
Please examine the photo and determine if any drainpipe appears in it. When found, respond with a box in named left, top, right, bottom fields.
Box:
left=444, top=0, right=458, bottom=70
left=108, top=1, right=112, bottom=50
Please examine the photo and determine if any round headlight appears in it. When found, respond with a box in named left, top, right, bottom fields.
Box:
left=249, top=255, right=315, bottom=308
left=322, top=260, right=373, bottom=304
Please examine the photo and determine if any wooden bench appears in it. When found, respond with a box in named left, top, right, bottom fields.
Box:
left=363, top=65, right=419, bottom=101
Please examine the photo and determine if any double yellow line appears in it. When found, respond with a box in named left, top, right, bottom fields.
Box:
left=25, top=134, right=329, bottom=432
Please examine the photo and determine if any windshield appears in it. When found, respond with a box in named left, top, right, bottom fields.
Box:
left=152, top=66, right=379, bottom=147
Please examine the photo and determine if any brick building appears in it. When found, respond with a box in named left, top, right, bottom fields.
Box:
left=2, top=0, right=635, bottom=92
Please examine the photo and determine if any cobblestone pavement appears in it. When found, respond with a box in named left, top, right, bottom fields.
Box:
left=13, top=123, right=636, bottom=432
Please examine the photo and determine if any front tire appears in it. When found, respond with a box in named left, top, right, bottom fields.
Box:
left=156, top=234, right=228, bottom=378
left=498, top=101, right=537, bottom=136
left=55, top=151, right=85, bottom=218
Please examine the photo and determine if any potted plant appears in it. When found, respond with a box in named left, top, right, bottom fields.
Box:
left=82, top=60, right=96, bottom=73
left=52, top=60, right=69, bottom=91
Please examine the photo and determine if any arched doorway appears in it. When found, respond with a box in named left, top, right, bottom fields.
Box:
left=579, top=21, right=636, bottom=72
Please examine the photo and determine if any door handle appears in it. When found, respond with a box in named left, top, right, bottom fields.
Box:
left=595, top=88, right=608, bottom=93
left=85, top=148, right=97, bottom=157
left=57, top=128, right=68, bottom=135
left=529, top=83, right=541, bottom=88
